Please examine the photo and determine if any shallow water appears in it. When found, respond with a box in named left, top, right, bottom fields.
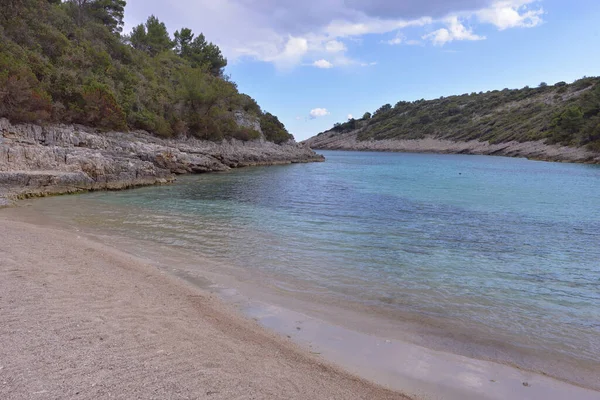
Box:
left=24, top=151, right=600, bottom=384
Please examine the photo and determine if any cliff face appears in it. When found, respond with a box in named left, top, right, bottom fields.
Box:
left=303, top=131, right=600, bottom=164
left=0, top=118, right=323, bottom=204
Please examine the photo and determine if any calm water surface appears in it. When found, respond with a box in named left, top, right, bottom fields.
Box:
left=29, top=151, right=600, bottom=372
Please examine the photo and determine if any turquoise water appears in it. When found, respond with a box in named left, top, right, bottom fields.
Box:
left=28, top=151, right=600, bottom=375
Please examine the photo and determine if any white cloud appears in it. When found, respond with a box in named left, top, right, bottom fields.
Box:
left=325, top=16, right=433, bottom=38
left=383, top=33, right=424, bottom=46
left=313, top=59, right=334, bottom=68
left=325, top=40, right=347, bottom=52
left=347, top=114, right=354, bottom=120
left=476, top=1, right=543, bottom=30
left=384, top=32, right=404, bottom=45
left=123, top=0, right=544, bottom=70
left=423, top=16, right=485, bottom=45
left=309, top=108, right=331, bottom=119
left=270, top=36, right=309, bottom=69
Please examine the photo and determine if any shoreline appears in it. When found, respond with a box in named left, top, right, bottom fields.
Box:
left=0, top=117, right=324, bottom=206
left=303, top=134, right=600, bottom=165
left=2, top=204, right=599, bottom=400
left=0, top=215, right=407, bottom=400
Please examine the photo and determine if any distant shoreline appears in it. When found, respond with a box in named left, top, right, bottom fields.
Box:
left=304, top=134, right=600, bottom=164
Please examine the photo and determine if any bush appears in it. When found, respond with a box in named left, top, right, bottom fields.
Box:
left=261, top=112, right=292, bottom=144
left=0, top=68, right=52, bottom=123
left=231, top=128, right=261, bottom=141
left=81, top=81, right=127, bottom=130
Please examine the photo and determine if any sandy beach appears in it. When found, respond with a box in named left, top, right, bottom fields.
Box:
left=0, top=217, right=408, bottom=400
left=2, top=205, right=599, bottom=400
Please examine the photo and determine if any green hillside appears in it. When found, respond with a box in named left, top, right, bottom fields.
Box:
left=0, top=0, right=292, bottom=143
left=322, top=78, right=600, bottom=151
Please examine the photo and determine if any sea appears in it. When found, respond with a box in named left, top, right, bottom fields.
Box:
left=22, top=150, right=600, bottom=388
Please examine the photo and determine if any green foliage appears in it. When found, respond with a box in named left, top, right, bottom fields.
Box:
left=331, top=118, right=359, bottom=133
left=0, top=49, right=52, bottom=123
left=89, top=0, right=126, bottom=35
left=320, top=78, right=600, bottom=151
left=0, top=0, right=291, bottom=143
left=173, top=28, right=194, bottom=54
left=552, top=106, right=583, bottom=135
left=128, top=15, right=173, bottom=56
left=174, top=28, right=227, bottom=76
left=261, top=112, right=292, bottom=144
left=236, top=94, right=261, bottom=115
left=231, top=128, right=262, bottom=141
left=374, top=103, right=392, bottom=116
left=0, top=73, right=53, bottom=123
left=362, top=112, right=371, bottom=119
left=81, top=81, right=126, bottom=130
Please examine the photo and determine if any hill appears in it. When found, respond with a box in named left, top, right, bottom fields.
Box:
left=0, top=1, right=324, bottom=204
left=305, top=78, right=600, bottom=163
left=0, top=0, right=291, bottom=143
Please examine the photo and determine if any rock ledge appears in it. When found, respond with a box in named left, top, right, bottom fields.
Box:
left=0, top=119, right=324, bottom=205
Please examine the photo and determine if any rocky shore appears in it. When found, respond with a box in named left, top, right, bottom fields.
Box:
left=304, top=131, right=600, bottom=164
left=0, top=118, right=324, bottom=205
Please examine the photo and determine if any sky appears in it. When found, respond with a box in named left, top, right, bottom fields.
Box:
left=123, top=0, right=600, bottom=141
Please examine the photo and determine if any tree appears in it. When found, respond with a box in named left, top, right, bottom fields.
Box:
left=347, top=118, right=357, bottom=130
left=550, top=105, right=584, bottom=144
left=556, top=106, right=584, bottom=133
left=91, top=0, right=126, bottom=35
left=0, top=0, right=25, bottom=21
left=174, top=27, right=194, bottom=56
left=129, top=15, right=173, bottom=56
left=66, top=0, right=125, bottom=35
left=69, top=0, right=90, bottom=26
left=174, top=28, right=227, bottom=76
left=374, top=103, right=392, bottom=116
left=539, top=82, right=548, bottom=88
left=128, top=23, right=148, bottom=52
left=197, top=40, right=227, bottom=76
left=145, top=15, right=173, bottom=55
left=362, top=112, right=371, bottom=119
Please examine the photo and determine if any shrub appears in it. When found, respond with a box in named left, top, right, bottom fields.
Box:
left=260, top=112, right=292, bottom=144
left=0, top=68, right=52, bottom=123
left=81, top=81, right=127, bottom=130
left=231, top=128, right=261, bottom=141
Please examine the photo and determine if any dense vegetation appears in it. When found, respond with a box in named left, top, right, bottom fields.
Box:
left=324, top=78, right=600, bottom=151
left=0, top=0, right=293, bottom=143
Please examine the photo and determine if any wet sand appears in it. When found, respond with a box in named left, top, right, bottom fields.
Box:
left=0, top=217, right=408, bottom=400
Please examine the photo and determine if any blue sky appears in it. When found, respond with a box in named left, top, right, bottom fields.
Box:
left=124, top=0, right=600, bottom=141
